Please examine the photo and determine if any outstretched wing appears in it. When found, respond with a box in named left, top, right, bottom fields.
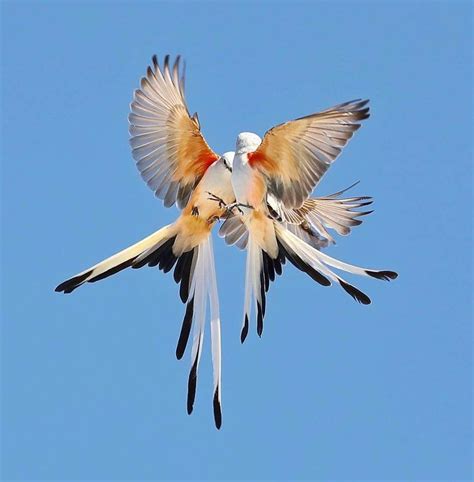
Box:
left=129, top=55, right=219, bottom=208
left=268, top=182, right=374, bottom=246
left=247, top=99, right=370, bottom=209
left=220, top=183, right=373, bottom=251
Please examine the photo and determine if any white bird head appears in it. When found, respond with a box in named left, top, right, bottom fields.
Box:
left=235, top=132, right=262, bottom=154
left=221, top=151, right=235, bottom=171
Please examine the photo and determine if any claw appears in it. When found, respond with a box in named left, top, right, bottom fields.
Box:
left=207, top=192, right=254, bottom=215
left=206, top=191, right=226, bottom=209
left=207, top=215, right=220, bottom=224
left=226, top=202, right=254, bottom=215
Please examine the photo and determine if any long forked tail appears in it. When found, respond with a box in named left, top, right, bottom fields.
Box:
left=240, top=223, right=397, bottom=342
left=55, top=224, right=175, bottom=293
left=240, top=227, right=332, bottom=343
left=55, top=224, right=222, bottom=429
left=179, top=236, right=222, bottom=429
left=275, top=223, right=397, bottom=303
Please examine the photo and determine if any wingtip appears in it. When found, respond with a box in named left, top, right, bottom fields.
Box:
left=163, top=54, right=170, bottom=72
left=151, top=54, right=159, bottom=71
left=175, top=54, right=182, bottom=67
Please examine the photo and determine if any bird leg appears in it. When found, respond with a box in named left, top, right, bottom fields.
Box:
left=224, top=202, right=254, bottom=216
left=226, top=202, right=255, bottom=216
left=207, top=192, right=254, bottom=216
left=206, top=192, right=226, bottom=209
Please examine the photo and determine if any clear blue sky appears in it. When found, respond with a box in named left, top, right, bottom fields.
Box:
left=1, top=2, right=472, bottom=481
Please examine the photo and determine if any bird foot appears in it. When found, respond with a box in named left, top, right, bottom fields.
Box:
left=226, top=202, right=254, bottom=216
left=206, top=192, right=226, bottom=209
left=207, top=192, right=254, bottom=216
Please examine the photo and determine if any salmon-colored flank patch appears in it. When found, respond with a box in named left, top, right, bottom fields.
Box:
left=248, top=150, right=276, bottom=173
left=247, top=151, right=264, bottom=166
left=196, top=150, right=219, bottom=174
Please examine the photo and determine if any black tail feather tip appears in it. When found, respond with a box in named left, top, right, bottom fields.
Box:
left=55, top=270, right=93, bottom=294
left=257, top=303, right=264, bottom=337
left=340, top=280, right=371, bottom=305
left=176, top=297, right=194, bottom=360
left=240, top=315, right=249, bottom=344
left=187, top=353, right=199, bottom=415
left=365, top=270, right=398, bottom=281
left=213, top=388, right=222, bottom=430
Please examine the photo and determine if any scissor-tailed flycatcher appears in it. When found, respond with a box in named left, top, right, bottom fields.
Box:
left=55, top=56, right=234, bottom=429
left=220, top=101, right=397, bottom=341
left=55, top=54, right=398, bottom=429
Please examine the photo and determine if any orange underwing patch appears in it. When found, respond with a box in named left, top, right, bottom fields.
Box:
left=247, top=150, right=276, bottom=173
left=196, top=151, right=219, bottom=174
left=167, top=105, right=218, bottom=183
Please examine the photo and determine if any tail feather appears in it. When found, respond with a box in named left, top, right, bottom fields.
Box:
left=277, top=240, right=331, bottom=286
left=187, top=256, right=205, bottom=415
left=205, top=237, right=222, bottom=429
left=241, top=222, right=342, bottom=341
left=314, top=246, right=398, bottom=281
left=176, top=297, right=194, bottom=360
left=55, top=225, right=174, bottom=293
left=235, top=214, right=397, bottom=341
left=275, top=224, right=397, bottom=303
left=183, top=237, right=223, bottom=429
left=240, top=238, right=254, bottom=343
left=241, top=236, right=269, bottom=341
left=240, top=233, right=295, bottom=342
left=278, top=231, right=372, bottom=304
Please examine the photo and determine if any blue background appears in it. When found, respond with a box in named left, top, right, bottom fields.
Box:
left=2, top=2, right=472, bottom=481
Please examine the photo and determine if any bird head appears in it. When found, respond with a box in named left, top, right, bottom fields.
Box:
left=220, top=151, right=235, bottom=172
left=235, top=132, right=262, bottom=154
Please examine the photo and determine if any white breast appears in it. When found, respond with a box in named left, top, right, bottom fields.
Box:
left=199, top=160, right=234, bottom=203
left=231, top=153, right=254, bottom=205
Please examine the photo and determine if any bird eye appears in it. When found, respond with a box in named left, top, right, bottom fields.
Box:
left=222, top=159, right=232, bottom=172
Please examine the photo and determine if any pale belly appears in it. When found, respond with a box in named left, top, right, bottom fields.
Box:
left=191, top=161, right=234, bottom=220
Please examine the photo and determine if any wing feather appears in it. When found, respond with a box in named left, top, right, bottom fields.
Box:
left=248, top=99, right=370, bottom=208
left=129, top=55, right=218, bottom=208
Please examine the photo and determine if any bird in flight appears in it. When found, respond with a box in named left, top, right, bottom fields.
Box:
left=219, top=103, right=398, bottom=342
left=55, top=55, right=397, bottom=429
left=55, top=56, right=232, bottom=429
